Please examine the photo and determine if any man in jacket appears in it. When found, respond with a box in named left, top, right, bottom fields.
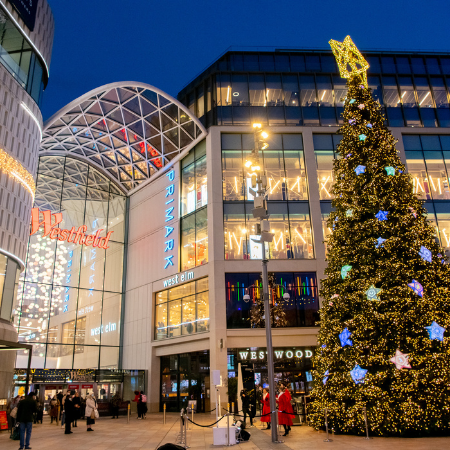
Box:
left=16, top=392, right=37, bottom=450
left=64, top=392, right=75, bottom=434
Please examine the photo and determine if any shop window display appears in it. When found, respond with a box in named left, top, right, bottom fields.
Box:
left=225, top=272, right=319, bottom=329
left=155, top=278, right=209, bottom=340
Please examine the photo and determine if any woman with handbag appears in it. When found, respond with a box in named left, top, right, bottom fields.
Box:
left=85, top=394, right=98, bottom=432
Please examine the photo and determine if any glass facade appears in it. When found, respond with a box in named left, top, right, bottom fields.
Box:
left=222, top=133, right=313, bottom=260
left=403, top=135, right=450, bottom=255
left=0, top=5, right=46, bottom=104
left=180, top=142, right=208, bottom=270
left=0, top=253, right=20, bottom=322
left=155, top=277, right=209, bottom=340
left=14, top=156, right=126, bottom=369
left=178, top=51, right=450, bottom=128
left=225, top=272, right=319, bottom=329
left=160, top=351, right=210, bottom=412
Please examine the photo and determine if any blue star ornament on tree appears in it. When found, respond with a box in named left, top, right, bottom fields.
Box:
left=408, top=279, right=423, bottom=297
left=355, top=165, right=366, bottom=175
left=375, top=237, right=386, bottom=248
left=385, top=166, right=395, bottom=176
left=425, top=321, right=445, bottom=341
left=375, top=210, right=389, bottom=221
left=358, top=134, right=367, bottom=141
left=366, top=285, right=381, bottom=300
left=350, top=364, right=368, bottom=384
left=419, top=246, right=432, bottom=263
left=341, top=265, right=352, bottom=279
left=323, top=370, right=329, bottom=385
left=339, top=327, right=353, bottom=347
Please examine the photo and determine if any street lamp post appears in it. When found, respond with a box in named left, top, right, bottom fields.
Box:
left=245, top=123, right=280, bottom=443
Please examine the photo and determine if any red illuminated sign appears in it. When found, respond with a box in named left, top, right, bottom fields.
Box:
left=30, top=208, right=113, bottom=249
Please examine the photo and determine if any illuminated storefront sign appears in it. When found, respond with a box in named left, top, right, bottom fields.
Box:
left=238, top=348, right=313, bottom=361
left=90, top=322, right=117, bottom=336
left=30, top=208, right=113, bottom=248
left=163, top=270, right=194, bottom=288
left=164, top=170, right=176, bottom=269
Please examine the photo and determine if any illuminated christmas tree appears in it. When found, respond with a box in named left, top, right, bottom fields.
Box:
left=309, top=36, right=450, bottom=436
left=250, top=273, right=287, bottom=328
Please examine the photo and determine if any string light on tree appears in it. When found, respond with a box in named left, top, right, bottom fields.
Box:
left=309, top=35, right=450, bottom=437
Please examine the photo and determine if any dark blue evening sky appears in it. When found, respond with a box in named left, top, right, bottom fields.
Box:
left=42, top=0, right=450, bottom=121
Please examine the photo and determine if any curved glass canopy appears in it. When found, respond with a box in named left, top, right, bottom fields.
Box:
left=40, top=82, right=207, bottom=192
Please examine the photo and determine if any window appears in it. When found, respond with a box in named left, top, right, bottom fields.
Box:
left=14, top=156, right=125, bottom=369
left=0, top=7, right=45, bottom=104
left=155, top=278, right=209, bottom=340
left=225, top=272, right=319, bottom=329
left=180, top=143, right=208, bottom=270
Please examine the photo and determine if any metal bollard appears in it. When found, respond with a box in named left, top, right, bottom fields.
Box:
left=191, top=407, right=194, bottom=428
left=231, top=402, right=234, bottom=417
left=163, top=403, right=166, bottom=424
left=227, top=412, right=231, bottom=446
left=323, top=408, right=332, bottom=442
left=362, top=407, right=371, bottom=440
left=184, top=412, right=189, bottom=449
left=127, top=403, right=130, bottom=424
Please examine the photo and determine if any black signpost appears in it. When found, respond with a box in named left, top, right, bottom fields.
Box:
left=9, top=0, right=39, bottom=31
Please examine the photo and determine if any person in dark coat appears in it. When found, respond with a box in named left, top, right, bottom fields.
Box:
left=57, top=391, right=64, bottom=420
left=111, top=392, right=121, bottom=419
left=16, top=392, right=37, bottom=450
left=240, top=390, right=253, bottom=427
left=72, top=392, right=81, bottom=427
left=64, top=392, right=75, bottom=434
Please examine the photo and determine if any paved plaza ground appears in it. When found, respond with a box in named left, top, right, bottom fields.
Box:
left=1, top=413, right=450, bottom=450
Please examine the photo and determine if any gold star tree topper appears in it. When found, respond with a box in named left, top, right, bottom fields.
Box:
left=329, top=35, right=369, bottom=87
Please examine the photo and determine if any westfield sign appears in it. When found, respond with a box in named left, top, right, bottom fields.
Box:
left=30, top=208, right=113, bottom=249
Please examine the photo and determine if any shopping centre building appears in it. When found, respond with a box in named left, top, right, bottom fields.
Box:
left=0, top=0, right=54, bottom=399
left=5, top=41, right=450, bottom=412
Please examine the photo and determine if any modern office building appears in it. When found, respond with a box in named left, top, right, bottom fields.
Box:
left=0, top=0, right=54, bottom=399
left=13, top=48, right=450, bottom=412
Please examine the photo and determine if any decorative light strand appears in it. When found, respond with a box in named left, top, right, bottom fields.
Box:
left=21, top=102, right=43, bottom=140
left=0, top=148, right=36, bottom=200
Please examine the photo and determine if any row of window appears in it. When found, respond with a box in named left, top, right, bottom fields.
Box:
left=214, top=52, right=450, bottom=76
left=183, top=71, right=450, bottom=128
left=0, top=6, right=45, bottom=104
left=155, top=278, right=209, bottom=340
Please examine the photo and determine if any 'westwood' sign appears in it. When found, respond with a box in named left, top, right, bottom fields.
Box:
left=30, top=208, right=113, bottom=249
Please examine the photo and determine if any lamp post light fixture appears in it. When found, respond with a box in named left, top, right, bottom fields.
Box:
left=244, top=123, right=281, bottom=443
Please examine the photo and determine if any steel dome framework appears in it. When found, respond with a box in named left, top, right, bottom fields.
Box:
left=40, top=82, right=207, bottom=193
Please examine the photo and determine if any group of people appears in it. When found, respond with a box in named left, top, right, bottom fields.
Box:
left=240, top=382, right=295, bottom=436
left=133, top=390, right=148, bottom=419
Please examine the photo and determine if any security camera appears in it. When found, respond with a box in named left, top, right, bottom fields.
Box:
left=283, top=292, right=290, bottom=300
left=243, top=294, right=251, bottom=302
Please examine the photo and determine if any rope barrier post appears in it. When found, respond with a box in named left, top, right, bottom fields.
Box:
left=179, top=408, right=184, bottom=443
left=184, top=412, right=189, bottom=449
left=323, top=408, right=332, bottom=442
left=362, top=407, right=371, bottom=440
left=191, top=406, right=194, bottom=429
left=163, top=403, right=166, bottom=424
left=127, top=403, right=130, bottom=424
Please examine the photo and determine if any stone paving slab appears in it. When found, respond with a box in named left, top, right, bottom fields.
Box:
left=0, top=413, right=449, bottom=450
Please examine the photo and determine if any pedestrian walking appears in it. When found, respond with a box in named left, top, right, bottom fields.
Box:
left=72, top=392, right=81, bottom=427
left=49, top=396, right=58, bottom=423
left=240, top=390, right=253, bottom=427
left=133, top=390, right=142, bottom=419
left=260, top=388, right=271, bottom=430
left=16, top=392, right=38, bottom=450
left=140, top=391, right=147, bottom=419
left=85, top=393, right=97, bottom=432
left=277, top=384, right=294, bottom=436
